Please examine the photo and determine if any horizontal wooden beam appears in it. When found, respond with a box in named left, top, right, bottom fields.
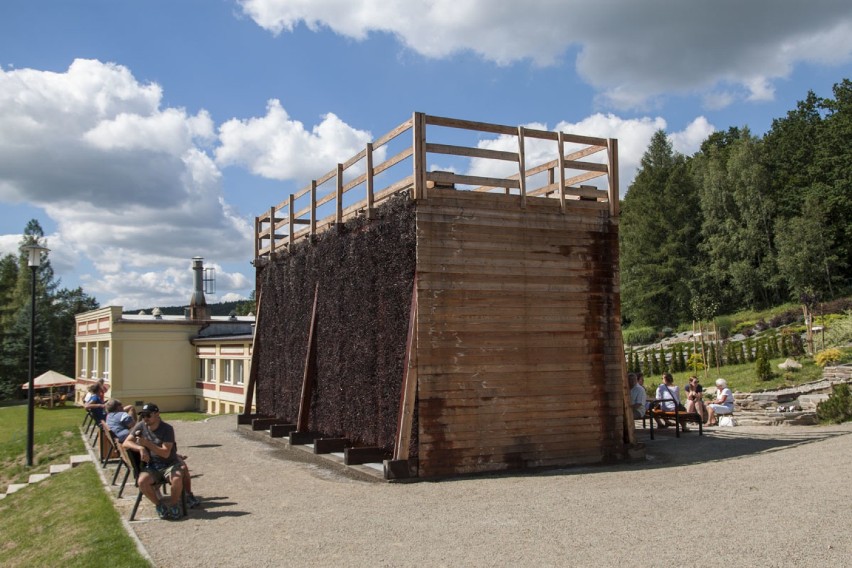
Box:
left=314, top=438, right=351, bottom=454
left=344, top=447, right=388, bottom=465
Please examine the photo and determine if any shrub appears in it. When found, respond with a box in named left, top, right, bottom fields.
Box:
left=769, top=309, right=799, bottom=328
left=687, top=353, right=705, bottom=373
left=755, top=348, right=773, bottom=381
left=816, top=383, right=852, bottom=424
left=623, top=326, right=657, bottom=346
left=814, top=348, right=843, bottom=368
left=824, top=311, right=852, bottom=349
left=715, top=316, right=733, bottom=340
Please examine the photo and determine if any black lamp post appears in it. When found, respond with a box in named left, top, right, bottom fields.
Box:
left=24, top=243, right=49, bottom=467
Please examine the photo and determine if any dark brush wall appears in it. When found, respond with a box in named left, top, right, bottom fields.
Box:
left=255, top=194, right=416, bottom=452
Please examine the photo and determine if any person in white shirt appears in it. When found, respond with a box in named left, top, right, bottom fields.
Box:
left=707, top=378, right=734, bottom=426
left=628, top=373, right=647, bottom=419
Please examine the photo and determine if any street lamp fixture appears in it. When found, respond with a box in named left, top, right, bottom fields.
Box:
left=23, top=243, right=49, bottom=467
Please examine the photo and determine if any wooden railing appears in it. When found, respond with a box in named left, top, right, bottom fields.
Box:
left=254, top=112, right=619, bottom=261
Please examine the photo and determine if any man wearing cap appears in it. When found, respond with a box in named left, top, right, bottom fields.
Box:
left=123, top=403, right=198, bottom=520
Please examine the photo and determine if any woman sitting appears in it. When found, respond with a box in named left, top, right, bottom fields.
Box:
left=684, top=376, right=707, bottom=424
left=706, top=378, right=734, bottom=426
left=654, top=372, right=680, bottom=428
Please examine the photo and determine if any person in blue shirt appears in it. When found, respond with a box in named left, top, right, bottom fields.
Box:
left=83, top=384, right=107, bottom=424
left=105, top=399, right=137, bottom=443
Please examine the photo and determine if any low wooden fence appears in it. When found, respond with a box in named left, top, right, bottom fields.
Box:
left=254, top=112, right=619, bottom=260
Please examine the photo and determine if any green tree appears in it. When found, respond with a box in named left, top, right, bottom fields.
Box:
left=0, top=220, right=99, bottom=398
left=621, top=131, right=701, bottom=327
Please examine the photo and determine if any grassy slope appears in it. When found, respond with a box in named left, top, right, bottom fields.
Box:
left=0, top=406, right=210, bottom=567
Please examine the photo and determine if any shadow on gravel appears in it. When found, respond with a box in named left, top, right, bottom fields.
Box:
left=188, top=496, right=250, bottom=519
left=635, top=427, right=852, bottom=469
left=186, top=444, right=222, bottom=449
left=417, top=427, right=852, bottom=483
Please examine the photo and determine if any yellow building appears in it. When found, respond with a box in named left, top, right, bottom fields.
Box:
left=74, top=306, right=255, bottom=414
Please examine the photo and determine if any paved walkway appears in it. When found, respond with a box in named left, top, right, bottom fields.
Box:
left=104, top=416, right=852, bottom=567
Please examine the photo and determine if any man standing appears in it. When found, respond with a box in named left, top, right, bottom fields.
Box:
left=123, top=403, right=196, bottom=520
left=628, top=372, right=647, bottom=420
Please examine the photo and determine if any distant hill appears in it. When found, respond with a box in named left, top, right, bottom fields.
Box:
left=124, top=300, right=251, bottom=317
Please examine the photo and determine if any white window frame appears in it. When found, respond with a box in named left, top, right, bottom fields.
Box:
left=223, top=359, right=233, bottom=384
left=80, top=345, right=87, bottom=378
left=235, top=360, right=245, bottom=385
left=102, top=345, right=110, bottom=379
left=90, top=346, right=98, bottom=378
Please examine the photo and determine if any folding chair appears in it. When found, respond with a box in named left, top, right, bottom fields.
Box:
left=99, top=422, right=122, bottom=470
left=115, top=440, right=140, bottom=499
left=81, top=409, right=93, bottom=434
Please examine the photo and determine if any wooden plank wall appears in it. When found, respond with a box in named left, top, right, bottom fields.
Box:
left=415, top=188, right=624, bottom=477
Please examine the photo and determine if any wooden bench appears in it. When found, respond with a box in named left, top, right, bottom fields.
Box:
left=645, top=407, right=703, bottom=439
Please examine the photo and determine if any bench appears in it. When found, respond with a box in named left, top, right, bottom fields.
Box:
left=645, top=407, right=703, bottom=439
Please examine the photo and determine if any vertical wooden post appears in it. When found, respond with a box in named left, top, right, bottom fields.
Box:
left=336, top=163, right=343, bottom=225
left=297, top=283, right=320, bottom=432
left=253, top=216, right=259, bottom=261
left=517, top=126, right=527, bottom=209
left=268, top=206, right=276, bottom=256
left=242, top=291, right=262, bottom=417
left=365, top=142, right=375, bottom=218
left=607, top=138, right=620, bottom=217
left=393, top=276, right=419, bottom=461
left=412, top=112, right=426, bottom=200
left=310, top=180, right=317, bottom=237
left=557, top=132, right=566, bottom=214
left=288, top=194, right=295, bottom=247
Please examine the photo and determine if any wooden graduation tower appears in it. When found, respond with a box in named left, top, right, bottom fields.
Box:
left=243, top=113, right=633, bottom=479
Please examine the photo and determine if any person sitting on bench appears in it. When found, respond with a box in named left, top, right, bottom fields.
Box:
left=654, top=372, right=681, bottom=429
left=684, top=376, right=707, bottom=424
left=706, top=378, right=734, bottom=426
left=628, top=372, right=647, bottom=420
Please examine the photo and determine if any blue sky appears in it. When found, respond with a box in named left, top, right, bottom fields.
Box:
left=2, top=0, right=851, bottom=310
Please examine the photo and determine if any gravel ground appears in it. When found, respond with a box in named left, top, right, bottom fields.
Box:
left=108, top=416, right=852, bottom=568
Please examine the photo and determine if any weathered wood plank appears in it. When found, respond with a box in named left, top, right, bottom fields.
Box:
left=425, top=170, right=520, bottom=189
left=344, top=446, right=388, bottom=465
left=425, top=142, right=518, bottom=162
left=314, top=438, right=351, bottom=454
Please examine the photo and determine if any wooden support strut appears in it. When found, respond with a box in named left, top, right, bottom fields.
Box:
left=297, top=283, right=320, bottom=432
left=393, top=275, right=419, bottom=461
left=241, top=291, right=262, bottom=419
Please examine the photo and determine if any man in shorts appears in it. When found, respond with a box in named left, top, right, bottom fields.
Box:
left=122, top=402, right=198, bottom=520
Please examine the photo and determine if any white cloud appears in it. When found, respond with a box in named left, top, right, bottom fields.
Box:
left=668, top=117, right=716, bottom=156
left=215, top=100, right=376, bottom=181
left=0, top=59, right=253, bottom=307
left=238, top=0, right=852, bottom=109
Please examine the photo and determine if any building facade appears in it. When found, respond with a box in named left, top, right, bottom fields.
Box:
left=74, top=306, right=255, bottom=414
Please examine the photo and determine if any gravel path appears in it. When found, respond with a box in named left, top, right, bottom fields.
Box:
left=113, top=416, right=852, bottom=567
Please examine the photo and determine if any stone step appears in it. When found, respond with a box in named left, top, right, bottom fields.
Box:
left=49, top=464, right=73, bottom=474
left=28, top=473, right=51, bottom=484
left=6, top=483, right=28, bottom=495
left=70, top=454, right=91, bottom=467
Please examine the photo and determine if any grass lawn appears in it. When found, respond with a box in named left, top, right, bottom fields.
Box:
left=645, top=355, right=827, bottom=400
left=0, top=464, right=151, bottom=568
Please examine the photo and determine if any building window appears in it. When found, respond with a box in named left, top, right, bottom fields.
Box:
left=102, top=345, right=110, bottom=379
left=235, top=360, right=245, bottom=385
left=90, top=346, right=98, bottom=378
left=223, top=360, right=232, bottom=384
left=207, top=359, right=216, bottom=383
left=80, top=345, right=87, bottom=378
